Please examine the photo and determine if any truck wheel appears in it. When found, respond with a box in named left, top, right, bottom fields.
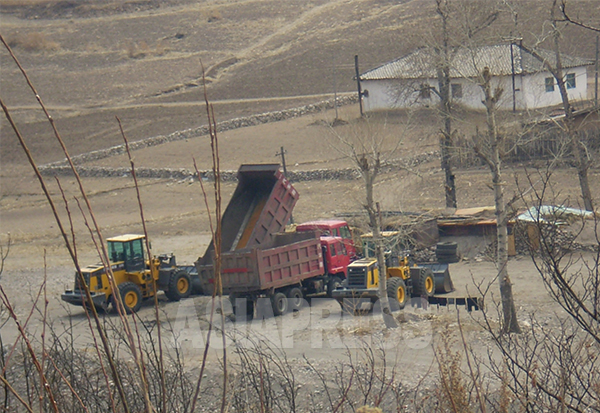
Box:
left=387, top=277, right=408, bottom=311
left=326, top=276, right=343, bottom=298
left=246, top=299, right=255, bottom=321
left=271, top=292, right=288, bottom=316
left=114, top=282, right=143, bottom=314
left=165, top=270, right=192, bottom=302
left=411, top=268, right=435, bottom=297
left=230, top=295, right=255, bottom=321
left=287, top=287, right=303, bottom=312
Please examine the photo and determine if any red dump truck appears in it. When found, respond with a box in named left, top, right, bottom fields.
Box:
left=195, top=164, right=351, bottom=317
left=193, top=164, right=299, bottom=294
left=201, top=230, right=351, bottom=318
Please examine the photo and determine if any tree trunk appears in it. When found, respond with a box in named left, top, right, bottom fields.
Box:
left=480, top=68, right=521, bottom=334
left=551, top=2, right=594, bottom=211
left=436, top=0, right=458, bottom=209
left=438, top=69, right=457, bottom=209
left=556, top=75, right=594, bottom=211
left=492, top=164, right=521, bottom=334
left=361, top=158, right=397, bottom=329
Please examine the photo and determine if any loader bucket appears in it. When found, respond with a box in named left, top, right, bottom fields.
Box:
left=419, top=263, right=454, bottom=293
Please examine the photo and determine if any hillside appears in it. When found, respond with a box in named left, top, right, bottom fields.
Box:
left=1, top=0, right=599, bottom=167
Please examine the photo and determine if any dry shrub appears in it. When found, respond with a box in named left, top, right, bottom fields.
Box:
left=434, top=328, right=473, bottom=413
left=125, top=40, right=168, bottom=59
left=204, top=8, right=222, bottom=22
left=7, top=31, right=60, bottom=53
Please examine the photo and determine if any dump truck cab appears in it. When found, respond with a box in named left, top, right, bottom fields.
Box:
left=297, top=220, right=358, bottom=260
left=321, top=236, right=350, bottom=278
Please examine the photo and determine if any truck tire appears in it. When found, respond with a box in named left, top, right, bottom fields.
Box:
left=287, top=287, right=304, bottom=312
left=387, top=277, right=408, bottom=311
left=230, top=294, right=255, bottom=321
left=271, top=292, right=289, bottom=316
left=436, top=241, right=458, bottom=253
left=246, top=299, right=255, bottom=321
left=165, top=270, right=192, bottom=302
left=114, top=282, right=143, bottom=314
left=411, top=267, right=435, bottom=297
left=326, top=276, right=343, bottom=298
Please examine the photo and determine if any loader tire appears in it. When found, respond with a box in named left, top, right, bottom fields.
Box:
left=114, top=282, right=143, bottom=314
left=436, top=241, right=458, bottom=253
left=387, top=277, right=408, bottom=311
left=411, top=268, right=435, bottom=297
left=271, top=292, right=289, bottom=316
left=436, top=242, right=459, bottom=263
left=165, top=270, right=192, bottom=302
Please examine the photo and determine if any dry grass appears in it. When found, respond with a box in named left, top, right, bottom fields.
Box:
left=6, top=32, right=60, bottom=53
left=124, top=40, right=168, bottom=59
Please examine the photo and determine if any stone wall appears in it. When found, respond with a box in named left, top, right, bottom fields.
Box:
left=37, top=94, right=443, bottom=182
left=39, top=95, right=358, bottom=171
left=39, top=151, right=439, bottom=182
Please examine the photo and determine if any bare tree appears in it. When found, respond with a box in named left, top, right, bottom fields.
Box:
left=478, top=167, right=600, bottom=411
left=474, top=67, right=521, bottom=334
left=434, top=0, right=458, bottom=209
left=330, top=118, right=411, bottom=328
left=522, top=0, right=595, bottom=211
left=559, top=0, right=600, bottom=33
left=430, top=0, right=500, bottom=210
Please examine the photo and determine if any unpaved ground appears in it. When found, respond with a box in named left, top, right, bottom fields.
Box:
left=1, top=0, right=600, bottom=402
left=1, top=100, right=598, bottom=372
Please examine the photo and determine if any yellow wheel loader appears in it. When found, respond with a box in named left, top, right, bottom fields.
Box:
left=332, top=255, right=436, bottom=312
left=62, top=234, right=192, bottom=313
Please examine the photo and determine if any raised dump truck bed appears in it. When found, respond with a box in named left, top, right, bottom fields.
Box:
left=199, top=231, right=323, bottom=295
left=194, top=164, right=298, bottom=294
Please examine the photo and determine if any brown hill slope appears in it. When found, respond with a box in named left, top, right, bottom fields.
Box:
left=1, top=0, right=599, bottom=166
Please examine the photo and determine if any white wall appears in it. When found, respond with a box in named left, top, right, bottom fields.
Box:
left=361, top=66, right=588, bottom=112
left=520, top=67, right=588, bottom=109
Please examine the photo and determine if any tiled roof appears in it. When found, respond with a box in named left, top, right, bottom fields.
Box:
left=359, top=44, right=592, bottom=80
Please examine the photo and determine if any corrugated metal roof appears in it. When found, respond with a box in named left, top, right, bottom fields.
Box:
left=360, top=44, right=592, bottom=80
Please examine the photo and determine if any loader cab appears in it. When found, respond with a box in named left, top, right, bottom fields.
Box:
left=107, top=234, right=146, bottom=272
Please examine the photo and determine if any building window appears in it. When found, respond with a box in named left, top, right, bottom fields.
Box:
left=419, top=84, right=431, bottom=99
left=545, top=77, right=555, bottom=92
left=566, top=73, right=576, bottom=89
left=451, top=83, right=462, bottom=99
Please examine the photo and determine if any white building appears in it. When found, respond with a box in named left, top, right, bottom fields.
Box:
left=359, top=44, right=592, bottom=112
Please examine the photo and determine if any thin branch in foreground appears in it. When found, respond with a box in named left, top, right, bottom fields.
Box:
left=118, top=115, right=163, bottom=413
left=0, top=36, right=132, bottom=413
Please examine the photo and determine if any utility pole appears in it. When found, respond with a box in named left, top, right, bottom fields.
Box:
left=333, top=53, right=339, bottom=121
left=276, top=146, right=293, bottom=223
left=354, top=55, right=364, bottom=117
left=510, top=41, right=516, bottom=112
left=595, top=34, right=598, bottom=107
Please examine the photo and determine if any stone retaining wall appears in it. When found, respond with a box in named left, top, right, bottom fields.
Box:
left=39, top=94, right=358, bottom=171
left=39, top=152, right=439, bottom=182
